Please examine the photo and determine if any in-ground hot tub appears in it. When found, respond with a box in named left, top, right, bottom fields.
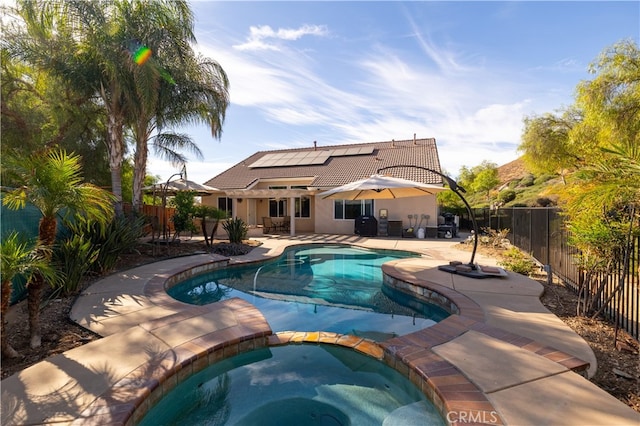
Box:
left=138, top=343, right=446, bottom=425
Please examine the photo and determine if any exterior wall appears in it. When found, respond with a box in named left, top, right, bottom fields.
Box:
left=202, top=188, right=441, bottom=237
left=314, top=195, right=440, bottom=236
left=202, top=190, right=318, bottom=234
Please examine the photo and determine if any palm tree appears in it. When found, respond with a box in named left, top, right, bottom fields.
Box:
left=131, top=53, right=230, bottom=212
left=2, top=149, right=114, bottom=348
left=0, top=233, right=59, bottom=358
left=9, top=0, right=201, bottom=216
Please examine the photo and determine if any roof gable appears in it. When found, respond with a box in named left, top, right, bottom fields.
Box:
left=204, top=138, right=443, bottom=190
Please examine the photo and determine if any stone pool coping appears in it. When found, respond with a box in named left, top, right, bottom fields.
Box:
left=2, top=235, right=639, bottom=426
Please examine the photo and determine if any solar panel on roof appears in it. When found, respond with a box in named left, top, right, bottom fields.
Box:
left=330, top=146, right=374, bottom=157
left=248, top=151, right=333, bottom=168
left=248, top=145, right=375, bottom=168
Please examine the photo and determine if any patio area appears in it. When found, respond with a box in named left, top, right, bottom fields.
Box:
left=2, top=234, right=639, bottom=425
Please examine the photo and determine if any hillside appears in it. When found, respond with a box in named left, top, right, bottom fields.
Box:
left=497, top=157, right=529, bottom=185
left=465, top=157, right=561, bottom=208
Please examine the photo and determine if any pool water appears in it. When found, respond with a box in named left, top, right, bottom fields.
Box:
left=138, top=344, right=446, bottom=426
left=168, top=245, right=449, bottom=340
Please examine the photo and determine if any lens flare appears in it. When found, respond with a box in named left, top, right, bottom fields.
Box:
left=133, top=46, right=152, bottom=65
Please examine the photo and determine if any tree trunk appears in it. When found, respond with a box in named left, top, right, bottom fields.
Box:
left=27, top=274, right=44, bottom=349
left=133, top=135, right=149, bottom=214
left=200, top=217, right=210, bottom=247
left=1, top=279, right=19, bottom=358
left=106, top=98, right=125, bottom=217
left=28, top=216, right=57, bottom=348
left=209, top=220, right=220, bottom=242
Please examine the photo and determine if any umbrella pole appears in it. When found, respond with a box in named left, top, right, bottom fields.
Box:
left=377, top=165, right=480, bottom=273
left=162, top=170, right=185, bottom=242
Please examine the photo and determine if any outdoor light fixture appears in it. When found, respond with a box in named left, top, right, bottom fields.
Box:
left=377, top=165, right=489, bottom=278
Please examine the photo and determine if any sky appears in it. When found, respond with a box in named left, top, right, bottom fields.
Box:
left=145, top=1, right=639, bottom=184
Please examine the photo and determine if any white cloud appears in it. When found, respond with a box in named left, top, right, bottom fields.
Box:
left=234, top=24, right=328, bottom=51
left=182, top=10, right=572, bottom=183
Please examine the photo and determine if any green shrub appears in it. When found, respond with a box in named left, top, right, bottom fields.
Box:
left=171, top=192, right=198, bottom=238
left=91, top=216, right=147, bottom=273
left=498, top=247, right=536, bottom=276
left=53, top=233, right=99, bottom=295
left=533, top=174, right=555, bottom=185
left=223, top=217, right=247, bottom=243
left=57, top=216, right=146, bottom=281
left=519, top=174, right=535, bottom=187
left=497, top=189, right=516, bottom=203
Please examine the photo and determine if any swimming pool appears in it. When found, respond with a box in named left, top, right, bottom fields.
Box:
left=138, top=344, right=446, bottom=426
left=168, top=245, right=449, bottom=340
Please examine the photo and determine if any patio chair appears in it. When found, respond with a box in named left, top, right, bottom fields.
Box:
left=262, top=217, right=275, bottom=233
left=280, top=216, right=291, bottom=233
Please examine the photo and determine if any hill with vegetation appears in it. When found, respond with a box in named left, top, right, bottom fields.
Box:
left=458, top=157, right=562, bottom=209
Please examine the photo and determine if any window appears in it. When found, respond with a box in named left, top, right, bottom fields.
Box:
left=333, top=199, right=373, bottom=219
left=269, top=199, right=287, bottom=217
left=290, top=186, right=310, bottom=218
left=295, top=196, right=310, bottom=218
left=217, top=197, right=233, bottom=217
left=267, top=186, right=287, bottom=217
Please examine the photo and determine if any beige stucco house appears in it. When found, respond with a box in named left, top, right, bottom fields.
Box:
left=202, top=136, right=446, bottom=237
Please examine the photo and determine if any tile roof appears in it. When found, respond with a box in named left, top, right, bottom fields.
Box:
left=204, top=137, right=443, bottom=190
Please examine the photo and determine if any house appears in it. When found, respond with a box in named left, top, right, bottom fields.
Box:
left=202, top=136, right=446, bottom=237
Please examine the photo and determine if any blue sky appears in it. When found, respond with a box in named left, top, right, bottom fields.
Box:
left=148, top=1, right=640, bottom=184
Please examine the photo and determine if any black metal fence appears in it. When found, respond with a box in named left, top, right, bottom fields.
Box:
left=471, top=207, right=639, bottom=340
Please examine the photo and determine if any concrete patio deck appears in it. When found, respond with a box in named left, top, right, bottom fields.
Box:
left=2, top=234, right=638, bottom=425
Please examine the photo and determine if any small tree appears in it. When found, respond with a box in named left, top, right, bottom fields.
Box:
left=170, top=191, right=197, bottom=240
left=2, top=149, right=114, bottom=348
left=0, top=233, right=59, bottom=358
left=193, top=205, right=228, bottom=247
left=472, top=167, right=500, bottom=201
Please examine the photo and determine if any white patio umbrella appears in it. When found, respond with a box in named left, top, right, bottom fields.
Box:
left=319, top=170, right=501, bottom=279
left=319, top=174, right=446, bottom=200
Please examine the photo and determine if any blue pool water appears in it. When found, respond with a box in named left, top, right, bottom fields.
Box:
left=168, top=245, right=449, bottom=340
left=138, top=344, right=446, bottom=426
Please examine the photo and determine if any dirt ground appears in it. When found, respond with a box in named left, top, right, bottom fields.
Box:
left=2, top=239, right=638, bottom=414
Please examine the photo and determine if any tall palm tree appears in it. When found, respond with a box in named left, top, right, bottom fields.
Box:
left=9, top=0, right=199, bottom=216
left=0, top=233, right=59, bottom=358
left=2, top=149, right=114, bottom=348
left=131, top=52, right=230, bottom=212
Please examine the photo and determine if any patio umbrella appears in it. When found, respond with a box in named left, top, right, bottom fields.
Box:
left=319, top=170, right=499, bottom=279
left=143, top=178, right=218, bottom=196
left=319, top=174, right=446, bottom=200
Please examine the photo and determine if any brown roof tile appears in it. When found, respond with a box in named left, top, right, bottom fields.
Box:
left=204, top=138, right=443, bottom=190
